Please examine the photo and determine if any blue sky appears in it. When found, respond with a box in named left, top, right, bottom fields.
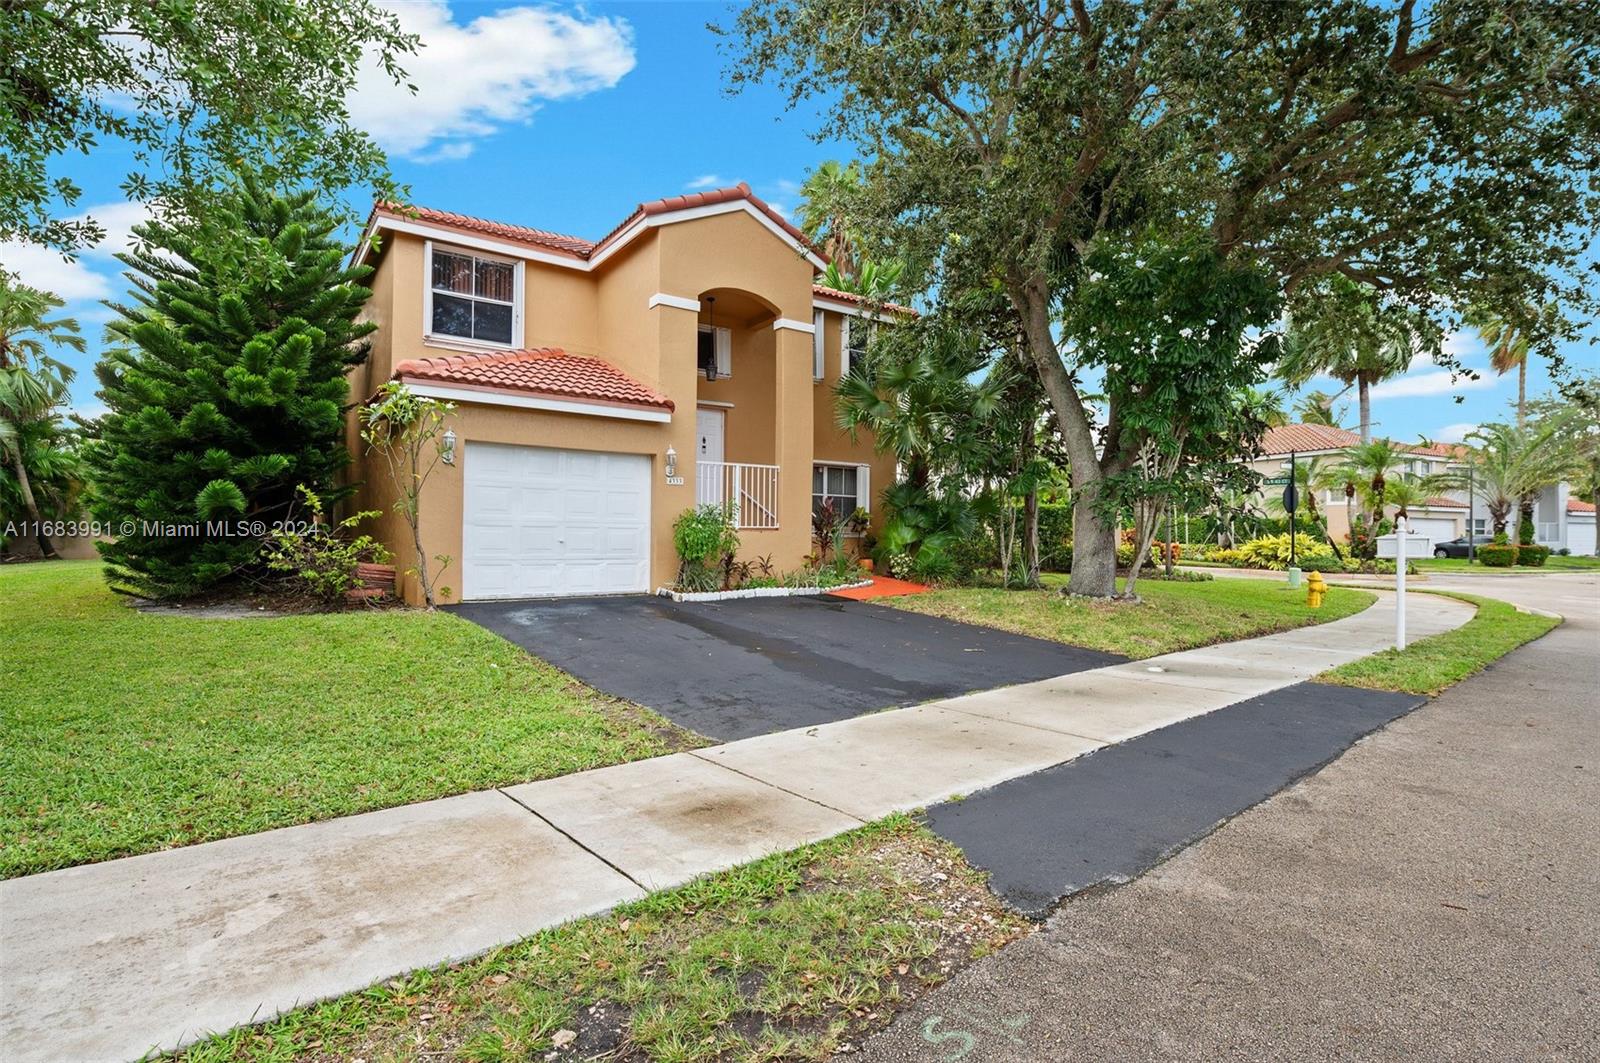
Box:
left=5, top=0, right=1595, bottom=440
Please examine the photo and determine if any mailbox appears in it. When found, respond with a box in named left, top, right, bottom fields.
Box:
left=1375, top=531, right=1430, bottom=559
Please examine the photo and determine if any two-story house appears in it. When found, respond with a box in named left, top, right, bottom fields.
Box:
left=1249, top=424, right=1597, bottom=554
left=344, top=184, right=904, bottom=604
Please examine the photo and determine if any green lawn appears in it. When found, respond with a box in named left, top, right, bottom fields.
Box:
left=1414, top=554, right=1600, bottom=573
left=0, top=561, right=692, bottom=879
left=888, top=574, right=1375, bottom=658
left=1318, top=592, right=1560, bottom=695
left=181, top=817, right=1027, bottom=1063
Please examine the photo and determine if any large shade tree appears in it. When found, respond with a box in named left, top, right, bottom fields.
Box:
left=2, top=0, right=416, bottom=253
left=723, top=0, right=1600, bottom=596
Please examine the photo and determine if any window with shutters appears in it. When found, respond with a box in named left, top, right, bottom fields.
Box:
left=813, top=462, right=870, bottom=530
left=425, top=243, right=521, bottom=347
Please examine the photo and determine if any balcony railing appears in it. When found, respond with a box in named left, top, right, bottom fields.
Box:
left=697, top=461, right=780, bottom=529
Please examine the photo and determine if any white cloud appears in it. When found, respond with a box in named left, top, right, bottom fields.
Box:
left=0, top=201, right=153, bottom=303
left=349, top=1, right=635, bottom=160
left=1369, top=370, right=1497, bottom=401
left=687, top=174, right=724, bottom=190
left=1434, top=422, right=1479, bottom=444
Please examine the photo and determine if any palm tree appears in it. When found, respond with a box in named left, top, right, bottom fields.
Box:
left=1425, top=418, right=1575, bottom=539
left=1332, top=439, right=1410, bottom=525
left=797, top=160, right=863, bottom=280
left=0, top=276, right=84, bottom=558
left=1467, top=305, right=1532, bottom=428
left=1295, top=389, right=1346, bottom=427
left=1383, top=474, right=1429, bottom=522
left=1311, top=457, right=1361, bottom=543
left=1279, top=276, right=1441, bottom=442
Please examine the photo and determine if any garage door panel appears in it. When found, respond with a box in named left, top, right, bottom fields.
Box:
left=464, top=442, right=651, bottom=600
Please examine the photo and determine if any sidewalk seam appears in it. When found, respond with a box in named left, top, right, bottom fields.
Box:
left=684, top=750, right=869, bottom=824
left=494, top=789, right=648, bottom=893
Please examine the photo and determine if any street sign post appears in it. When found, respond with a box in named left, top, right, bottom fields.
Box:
left=1285, top=450, right=1299, bottom=584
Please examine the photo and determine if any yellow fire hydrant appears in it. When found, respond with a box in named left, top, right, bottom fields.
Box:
left=1306, top=570, right=1327, bottom=609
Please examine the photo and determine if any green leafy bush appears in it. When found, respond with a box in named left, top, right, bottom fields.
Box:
left=673, top=504, right=739, bottom=590
left=1477, top=543, right=1517, bottom=567
left=260, top=487, right=390, bottom=603
left=1518, top=544, right=1550, bottom=567
left=1233, top=534, right=1339, bottom=571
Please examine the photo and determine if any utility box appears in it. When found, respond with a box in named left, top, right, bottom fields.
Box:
left=1375, top=532, right=1431, bottom=559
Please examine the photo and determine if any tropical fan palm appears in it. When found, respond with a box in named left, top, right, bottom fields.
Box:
left=0, top=276, right=84, bottom=557
left=1466, top=304, right=1535, bottom=427
left=1279, top=275, right=1440, bottom=442
left=797, top=160, right=863, bottom=278
left=1425, top=418, right=1576, bottom=538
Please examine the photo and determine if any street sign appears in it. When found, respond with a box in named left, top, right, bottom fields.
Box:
left=1264, top=475, right=1291, bottom=486
left=1281, top=483, right=1298, bottom=513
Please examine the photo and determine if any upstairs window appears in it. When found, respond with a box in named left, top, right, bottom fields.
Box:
left=813, top=310, right=825, bottom=380
left=843, top=317, right=871, bottom=376
left=428, top=244, right=518, bottom=346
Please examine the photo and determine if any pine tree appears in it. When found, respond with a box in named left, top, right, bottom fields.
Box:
left=87, top=178, right=373, bottom=597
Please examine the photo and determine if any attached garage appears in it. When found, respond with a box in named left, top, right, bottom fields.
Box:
left=1568, top=518, right=1596, bottom=557
left=462, top=442, right=651, bottom=600
left=1406, top=516, right=1459, bottom=550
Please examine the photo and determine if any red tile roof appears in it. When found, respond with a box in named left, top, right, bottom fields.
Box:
left=1570, top=499, right=1596, bottom=514
left=372, top=183, right=825, bottom=266
left=812, top=283, right=917, bottom=317
left=373, top=203, right=593, bottom=259
left=1261, top=423, right=1469, bottom=460
left=393, top=348, right=674, bottom=412
left=1420, top=496, right=1468, bottom=509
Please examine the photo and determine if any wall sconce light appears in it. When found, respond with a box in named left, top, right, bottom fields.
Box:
left=665, top=445, right=678, bottom=478
left=441, top=429, right=457, bottom=466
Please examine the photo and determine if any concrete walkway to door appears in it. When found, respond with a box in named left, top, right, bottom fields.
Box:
left=0, top=592, right=1473, bottom=1062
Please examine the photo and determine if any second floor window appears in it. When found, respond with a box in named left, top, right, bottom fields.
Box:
left=429, top=245, right=517, bottom=346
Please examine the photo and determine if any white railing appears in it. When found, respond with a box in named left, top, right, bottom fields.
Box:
left=1537, top=521, right=1560, bottom=543
left=697, top=461, right=780, bottom=529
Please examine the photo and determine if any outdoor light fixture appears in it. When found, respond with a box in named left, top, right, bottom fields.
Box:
left=665, top=445, right=678, bottom=478
left=441, top=429, right=457, bottom=466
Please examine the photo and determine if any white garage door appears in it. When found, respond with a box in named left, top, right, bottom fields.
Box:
left=1406, top=517, right=1458, bottom=549
left=463, top=442, right=651, bottom=600
left=1568, top=519, right=1596, bottom=556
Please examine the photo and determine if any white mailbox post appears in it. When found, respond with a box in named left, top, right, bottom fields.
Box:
left=1375, top=518, right=1429, bottom=649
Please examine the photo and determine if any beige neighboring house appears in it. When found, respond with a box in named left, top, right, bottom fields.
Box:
left=344, top=184, right=903, bottom=604
left=1250, top=423, right=1597, bottom=555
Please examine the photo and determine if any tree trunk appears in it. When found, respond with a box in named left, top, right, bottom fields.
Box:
left=1023, top=487, right=1040, bottom=588
left=10, top=455, right=57, bottom=559
left=1008, top=277, right=1115, bottom=597
left=1358, top=374, right=1372, bottom=443
left=1516, top=358, right=1527, bottom=429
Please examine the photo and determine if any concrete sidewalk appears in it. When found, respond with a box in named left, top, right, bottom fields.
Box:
left=0, top=592, right=1472, bottom=1062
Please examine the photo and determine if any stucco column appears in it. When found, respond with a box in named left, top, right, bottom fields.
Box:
left=653, top=304, right=701, bottom=588
left=772, top=322, right=816, bottom=567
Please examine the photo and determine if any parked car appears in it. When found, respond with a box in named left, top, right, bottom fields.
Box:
left=1433, top=534, right=1496, bottom=559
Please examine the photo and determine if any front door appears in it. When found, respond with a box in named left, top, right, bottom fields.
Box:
left=696, top=407, right=725, bottom=464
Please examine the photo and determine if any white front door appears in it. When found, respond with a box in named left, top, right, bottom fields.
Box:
left=696, top=407, right=725, bottom=464
left=462, top=442, right=651, bottom=600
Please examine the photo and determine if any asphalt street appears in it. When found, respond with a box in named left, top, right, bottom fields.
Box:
left=849, top=572, right=1599, bottom=1062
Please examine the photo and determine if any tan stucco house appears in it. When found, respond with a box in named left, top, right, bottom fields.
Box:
left=1250, top=423, right=1597, bottom=554
left=344, top=183, right=902, bottom=603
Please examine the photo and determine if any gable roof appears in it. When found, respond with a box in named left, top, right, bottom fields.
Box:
left=363, top=183, right=826, bottom=272
left=1570, top=498, right=1596, bottom=515
left=392, top=348, right=674, bottom=412
left=1260, top=423, right=1465, bottom=460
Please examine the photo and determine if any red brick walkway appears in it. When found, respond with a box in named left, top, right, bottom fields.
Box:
left=827, top=575, right=933, bottom=600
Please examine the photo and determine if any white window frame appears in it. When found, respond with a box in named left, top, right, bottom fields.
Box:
left=813, top=310, right=825, bottom=381
left=423, top=240, right=525, bottom=351
left=698, top=324, right=732, bottom=378
left=812, top=460, right=872, bottom=530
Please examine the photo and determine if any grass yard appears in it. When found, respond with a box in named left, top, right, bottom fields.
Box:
left=1414, top=554, right=1600, bottom=573
left=0, top=561, right=694, bottom=879
left=180, top=817, right=1027, bottom=1063
left=889, top=574, right=1374, bottom=658
left=1318, top=592, right=1560, bottom=695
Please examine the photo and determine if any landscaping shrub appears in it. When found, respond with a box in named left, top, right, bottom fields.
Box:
left=1037, top=503, right=1072, bottom=571
left=1477, top=543, right=1517, bottom=567
left=672, top=503, right=739, bottom=591
left=87, top=177, right=374, bottom=598
left=1518, top=544, right=1550, bottom=567
left=260, top=487, right=390, bottom=603
left=1233, top=533, right=1339, bottom=571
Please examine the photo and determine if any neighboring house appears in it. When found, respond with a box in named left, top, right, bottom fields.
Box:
left=345, top=184, right=904, bottom=604
left=1249, top=424, right=1597, bottom=554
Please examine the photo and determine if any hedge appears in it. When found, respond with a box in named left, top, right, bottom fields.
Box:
left=1477, top=544, right=1517, bottom=567
left=1518, top=544, right=1551, bottom=567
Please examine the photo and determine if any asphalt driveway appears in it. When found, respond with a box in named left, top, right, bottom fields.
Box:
left=449, top=594, right=1122, bottom=740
